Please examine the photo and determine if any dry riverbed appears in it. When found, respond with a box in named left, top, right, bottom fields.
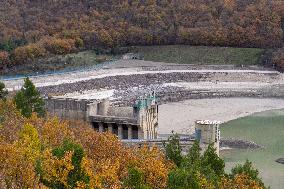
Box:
left=158, top=98, right=284, bottom=134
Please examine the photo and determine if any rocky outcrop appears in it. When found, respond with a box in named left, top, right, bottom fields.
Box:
left=275, top=158, right=284, bottom=164
left=220, top=138, right=263, bottom=149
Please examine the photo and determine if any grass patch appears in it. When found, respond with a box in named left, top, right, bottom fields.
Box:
left=220, top=109, right=284, bottom=189
left=135, top=45, right=264, bottom=65
left=1, top=51, right=116, bottom=77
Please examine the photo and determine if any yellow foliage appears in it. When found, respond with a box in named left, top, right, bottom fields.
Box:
left=16, top=123, right=41, bottom=162
left=131, top=145, right=173, bottom=189
left=41, top=149, right=74, bottom=188
left=41, top=117, right=74, bottom=148
left=81, top=157, right=102, bottom=189
left=0, top=100, right=25, bottom=143
left=0, top=143, right=39, bottom=188
left=0, top=102, right=267, bottom=189
left=219, top=174, right=264, bottom=189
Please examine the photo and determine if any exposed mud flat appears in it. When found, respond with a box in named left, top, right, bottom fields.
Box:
left=158, top=98, right=284, bottom=134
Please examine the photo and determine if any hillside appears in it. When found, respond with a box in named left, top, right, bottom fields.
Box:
left=0, top=0, right=284, bottom=70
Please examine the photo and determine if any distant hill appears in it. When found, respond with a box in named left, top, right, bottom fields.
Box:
left=0, top=0, right=283, bottom=69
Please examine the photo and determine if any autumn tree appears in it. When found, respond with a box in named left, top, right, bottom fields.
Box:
left=272, top=48, right=284, bottom=71
left=14, top=77, right=45, bottom=118
left=0, top=51, right=9, bottom=68
left=0, top=101, right=268, bottom=189
left=123, top=166, right=151, bottom=189
left=38, top=139, right=91, bottom=189
left=1, top=0, right=283, bottom=68
left=14, top=43, right=46, bottom=64
left=0, top=123, right=41, bottom=188
left=219, top=174, right=265, bottom=189
left=0, top=100, right=24, bottom=143
left=230, top=160, right=266, bottom=188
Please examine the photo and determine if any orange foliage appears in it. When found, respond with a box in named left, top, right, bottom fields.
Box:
left=0, top=51, right=9, bottom=65
left=0, top=0, right=283, bottom=54
left=219, top=174, right=264, bottom=189
left=0, top=100, right=25, bottom=143
left=0, top=103, right=267, bottom=189
left=42, top=37, right=76, bottom=55
left=14, top=43, right=46, bottom=63
left=131, top=145, right=174, bottom=189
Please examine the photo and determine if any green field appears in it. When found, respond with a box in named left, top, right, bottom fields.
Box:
left=136, top=45, right=264, bottom=65
left=220, top=109, right=284, bottom=189
left=1, top=51, right=116, bottom=77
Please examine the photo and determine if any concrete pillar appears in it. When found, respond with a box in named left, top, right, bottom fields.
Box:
left=47, top=98, right=55, bottom=116
left=97, top=99, right=110, bottom=116
left=98, top=122, right=104, bottom=133
left=138, top=127, right=143, bottom=139
left=128, top=125, right=133, bottom=140
left=118, top=124, right=123, bottom=140
left=108, top=123, right=113, bottom=133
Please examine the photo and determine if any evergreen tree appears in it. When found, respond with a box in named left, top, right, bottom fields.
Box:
left=230, top=160, right=266, bottom=188
left=13, top=77, right=45, bottom=118
left=0, top=81, right=8, bottom=100
left=185, top=140, right=201, bottom=168
left=201, top=144, right=225, bottom=178
left=164, top=132, right=183, bottom=167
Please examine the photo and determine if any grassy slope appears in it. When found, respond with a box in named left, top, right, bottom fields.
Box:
left=1, top=45, right=265, bottom=77
left=1, top=51, right=115, bottom=77
left=136, top=45, right=264, bottom=65
left=220, top=109, right=284, bottom=189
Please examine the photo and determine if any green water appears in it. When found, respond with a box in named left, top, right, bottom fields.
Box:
left=220, top=109, right=284, bottom=189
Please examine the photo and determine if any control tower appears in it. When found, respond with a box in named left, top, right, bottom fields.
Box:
left=195, top=120, right=221, bottom=156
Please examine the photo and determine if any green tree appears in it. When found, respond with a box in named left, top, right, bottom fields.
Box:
left=123, top=166, right=150, bottom=189
left=0, top=82, right=8, bottom=100
left=164, top=133, right=184, bottom=167
left=185, top=140, right=201, bottom=168
left=201, top=143, right=225, bottom=183
left=168, top=168, right=205, bottom=189
left=13, top=77, right=45, bottom=118
left=230, top=160, right=266, bottom=188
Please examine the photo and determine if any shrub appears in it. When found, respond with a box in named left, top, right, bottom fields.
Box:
left=0, top=51, right=9, bottom=66
left=14, top=43, right=46, bottom=64
left=272, top=48, right=284, bottom=71
left=42, top=38, right=76, bottom=55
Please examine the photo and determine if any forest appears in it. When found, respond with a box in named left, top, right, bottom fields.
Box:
left=0, top=0, right=284, bottom=69
left=0, top=79, right=267, bottom=188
